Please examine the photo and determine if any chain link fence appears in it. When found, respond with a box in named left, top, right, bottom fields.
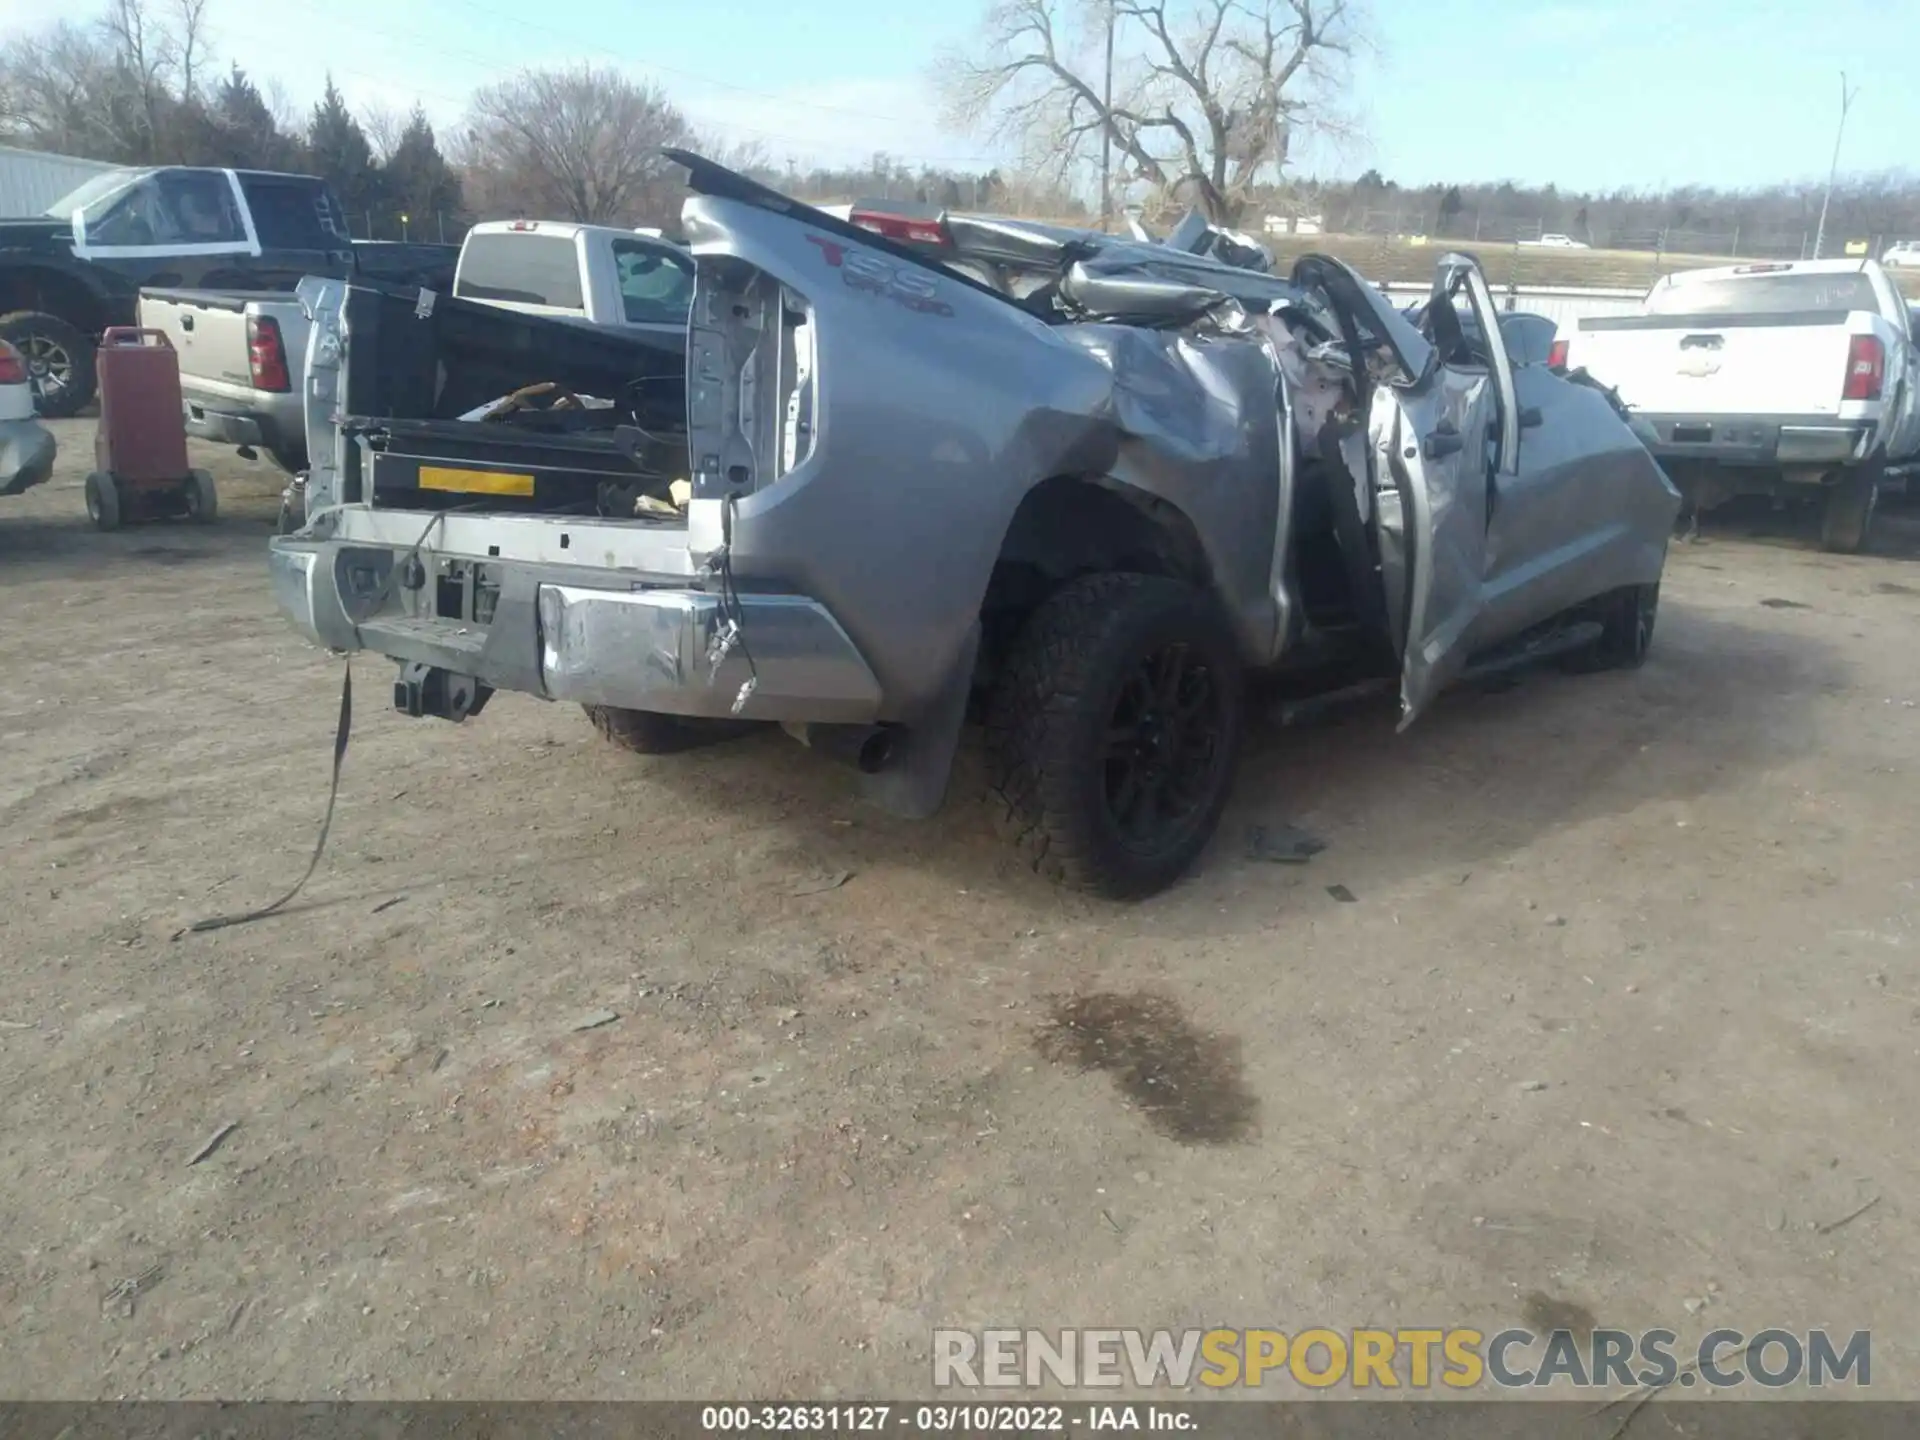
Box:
left=1341, top=208, right=1906, bottom=262
left=347, top=210, right=471, bottom=245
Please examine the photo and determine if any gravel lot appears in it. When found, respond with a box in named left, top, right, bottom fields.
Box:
left=3, top=420, right=1919, bottom=1400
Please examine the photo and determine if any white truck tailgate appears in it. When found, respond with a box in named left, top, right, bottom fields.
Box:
left=1574, top=319, right=1853, bottom=417
left=137, top=290, right=254, bottom=389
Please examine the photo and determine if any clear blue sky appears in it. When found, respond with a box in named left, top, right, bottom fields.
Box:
left=1, top=0, right=1914, bottom=192
left=1350, top=0, right=1918, bottom=191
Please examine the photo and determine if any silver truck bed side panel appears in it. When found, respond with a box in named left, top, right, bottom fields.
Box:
left=681, top=194, right=1290, bottom=708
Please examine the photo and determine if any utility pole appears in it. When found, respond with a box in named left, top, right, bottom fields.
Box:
left=1812, top=72, right=1859, bottom=260
left=1099, top=0, right=1116, bottom=231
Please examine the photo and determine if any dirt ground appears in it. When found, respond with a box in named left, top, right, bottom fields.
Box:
left=2, top=420, right=1919, bottom=1402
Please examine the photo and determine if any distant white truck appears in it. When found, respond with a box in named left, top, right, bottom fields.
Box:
left=1559, top=258, right=1920, bottom=552
left=1882, top=240, right=1920, bottom=270
left=450, top=220, right=692, bottom=340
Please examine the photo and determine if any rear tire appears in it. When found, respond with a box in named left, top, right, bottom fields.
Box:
left=986, top=572, right=1244, bottom=899
left=0, top=311, right=95, bottom=418
left=583, top=704, right=756, bottom=755
left=1563, top=581, right=1659, bottom=673
left=184, top=468, right=218, bottom=524
left=1819, top=464, right=1879, bottom=554
left=84, top=471, right=121, bottom=531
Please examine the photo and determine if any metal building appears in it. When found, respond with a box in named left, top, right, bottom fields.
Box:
left=0, top=144, right=125, bottom=219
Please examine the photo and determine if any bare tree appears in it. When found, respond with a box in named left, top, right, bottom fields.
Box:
left=261, top=77, right=303, bottom=136
left=102, top=0, right=173, bottom=148
left=361, top=102, right=407, bottom=162
left=939, top=0, right=1363, bottom=223
left=0, top=0, right=215, bottom=162
left=700, top=135, right=772, bottom=175
left=462, top=65, right=692, bottom=225
left=174, top=0, right=209, bottom=97
left=0, top=22, right=122, bottom=156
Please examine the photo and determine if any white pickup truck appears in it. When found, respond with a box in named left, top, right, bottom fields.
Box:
left=450, top=220, right=692, bottom=341
left=1560, top=258, right=1920, bottom=551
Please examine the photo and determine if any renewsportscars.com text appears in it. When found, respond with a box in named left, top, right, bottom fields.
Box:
left=932, top=1327, right=1871, bottom=1391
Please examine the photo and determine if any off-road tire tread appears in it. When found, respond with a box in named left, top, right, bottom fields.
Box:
left=985, top=571, right=1242, bottom=899
left=1563, top=583, right=1657, bottom=673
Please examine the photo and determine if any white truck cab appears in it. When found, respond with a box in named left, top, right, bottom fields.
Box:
left=451, top=220, right=693, bottom=339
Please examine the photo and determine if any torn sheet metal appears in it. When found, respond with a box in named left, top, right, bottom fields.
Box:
left=1378, top=363, right=1498, bottom=723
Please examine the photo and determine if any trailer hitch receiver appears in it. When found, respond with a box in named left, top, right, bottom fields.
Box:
left=393, top=662, right=493, bottom=722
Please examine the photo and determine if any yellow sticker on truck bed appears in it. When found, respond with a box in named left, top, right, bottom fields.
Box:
left=417, top=466, right=535, bottom=496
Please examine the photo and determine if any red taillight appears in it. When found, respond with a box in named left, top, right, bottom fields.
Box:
left=848, top=208, right=949, bottom=247
left=1843, top=334, right=1884, bottom=402
left=1547, top=338, right=1570, bottom=370
left=0, top=341, right=23, bottom=385
left=509, top=219, right=538, bottom=232
left=247, top=315, right=290, bottom=392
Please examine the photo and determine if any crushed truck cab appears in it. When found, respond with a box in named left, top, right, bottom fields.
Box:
left=271, top=153, right=1679, bottom=899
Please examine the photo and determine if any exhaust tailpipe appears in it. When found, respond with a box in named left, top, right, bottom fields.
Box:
left=784, top=722, right=898, bottom=774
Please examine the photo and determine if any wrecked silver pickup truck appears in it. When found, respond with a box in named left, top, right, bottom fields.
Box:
left=270, top=153, right=1680, bottom=899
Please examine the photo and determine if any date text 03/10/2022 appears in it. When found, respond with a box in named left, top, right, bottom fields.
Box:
left=699, top=1404, right=1195, bottom=1431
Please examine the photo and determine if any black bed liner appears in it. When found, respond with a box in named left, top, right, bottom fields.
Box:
left=334, top=279, right=691, bottom=514
left=339, top=280, right=686, bottom=425
left=351, top=414, right=686, bottom=513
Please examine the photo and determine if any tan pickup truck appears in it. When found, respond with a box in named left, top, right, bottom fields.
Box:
left=138, top=288, right=310, bottom=475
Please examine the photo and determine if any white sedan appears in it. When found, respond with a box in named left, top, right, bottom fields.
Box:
left=0, top=339, right=57, bottom=498
left=1885, top=240, right=1920, bottom=270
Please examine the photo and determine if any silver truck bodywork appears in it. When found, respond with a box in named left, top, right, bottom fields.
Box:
left=272, top=158, right=1679, bottom=877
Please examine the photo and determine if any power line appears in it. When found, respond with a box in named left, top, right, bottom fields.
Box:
left=442, top=0, right=925, bottom=126
left=209, top=12, right=1004, bottom=170
left=206, top=20, right=475, bottom=111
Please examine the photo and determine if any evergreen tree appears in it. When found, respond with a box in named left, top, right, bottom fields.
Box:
left=307, top=75, right=382, bottom=228
left=381, top=105, right=463, bottom=237
left=208, top=65, right=303, bottom=170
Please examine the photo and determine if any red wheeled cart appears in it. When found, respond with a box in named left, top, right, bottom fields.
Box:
left=84, top=327, right=217, bottom=531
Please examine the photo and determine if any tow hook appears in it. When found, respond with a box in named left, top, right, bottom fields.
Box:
left=394, top=662, right=493, bottom=722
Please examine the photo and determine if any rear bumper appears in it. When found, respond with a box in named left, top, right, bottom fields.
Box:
left=1637, top=412, right=1876, bottom=470
left=0, top=419, right=55, bottom=497
left=268, top=536, right=884, bottom=724
left=181, top=388, right=304, bottom=470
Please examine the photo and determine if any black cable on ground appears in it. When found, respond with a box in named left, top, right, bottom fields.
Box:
left=174, top=506, right=459, bottom=941
left=174, top=664, right=352, bottom=939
